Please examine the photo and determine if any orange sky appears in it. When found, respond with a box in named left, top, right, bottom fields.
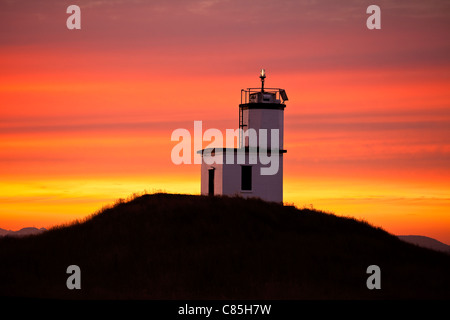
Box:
left=1, top=0, right=449, bottom=243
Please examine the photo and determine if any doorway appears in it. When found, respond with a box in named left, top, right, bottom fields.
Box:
left=208, top=169, right=215, bottom=196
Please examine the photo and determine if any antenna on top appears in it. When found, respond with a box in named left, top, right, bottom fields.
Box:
left=260, top=69, right=266, bottom=92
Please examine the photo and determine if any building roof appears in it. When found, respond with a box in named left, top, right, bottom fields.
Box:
left=239, top=103, right=286, bottom=110
left=196, top=147, right=287, bottom=155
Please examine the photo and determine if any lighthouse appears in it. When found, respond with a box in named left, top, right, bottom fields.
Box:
left=198, top=70, right=288, bottom=203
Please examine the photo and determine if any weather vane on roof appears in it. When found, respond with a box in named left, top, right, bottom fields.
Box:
left=260, top=69, right=266, bottom=92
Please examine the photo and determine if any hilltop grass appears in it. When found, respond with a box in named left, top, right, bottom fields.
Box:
left=0, top=193, right=449, bottom=299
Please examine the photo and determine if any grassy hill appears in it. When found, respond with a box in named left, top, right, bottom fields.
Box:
left=1, top=193, right=449, bottom=299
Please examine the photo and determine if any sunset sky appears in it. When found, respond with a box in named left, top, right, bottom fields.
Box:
left=1, top=0, right=449, bottom=243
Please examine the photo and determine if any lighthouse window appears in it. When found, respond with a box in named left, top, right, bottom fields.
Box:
left=241, top=166, right=252, bottom=191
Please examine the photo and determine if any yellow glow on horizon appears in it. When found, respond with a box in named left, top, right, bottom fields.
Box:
left=0, top=176, right=200, bottom=230
left=284, top=177, right=450, bottom=242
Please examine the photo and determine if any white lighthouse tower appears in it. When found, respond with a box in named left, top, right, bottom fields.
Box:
left=198, top=70, right=288, bottom=203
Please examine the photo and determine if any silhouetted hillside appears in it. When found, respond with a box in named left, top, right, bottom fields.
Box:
left=0, top=193, right=449, bottom=299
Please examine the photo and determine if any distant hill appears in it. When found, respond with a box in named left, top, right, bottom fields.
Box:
left=1, top=193, right=449, bottom=299
left=398, top=235, right=450, bottom=254
left=0, top=227, right=47, bottom=237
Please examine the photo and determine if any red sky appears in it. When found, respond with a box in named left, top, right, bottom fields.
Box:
left=1, top=0, right=449, bottom=243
